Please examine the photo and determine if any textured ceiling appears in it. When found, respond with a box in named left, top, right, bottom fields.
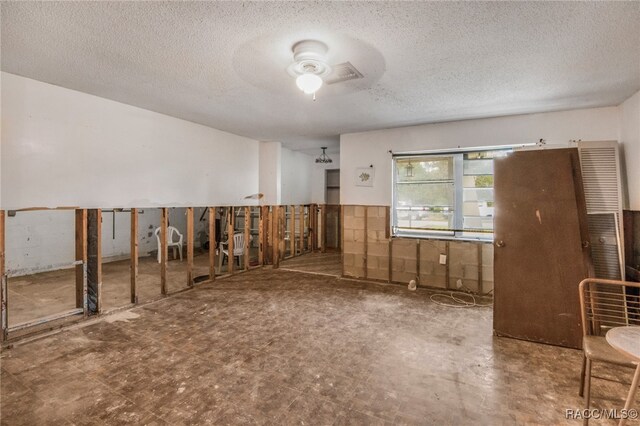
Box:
left=2, top=1, right=639, bottom=154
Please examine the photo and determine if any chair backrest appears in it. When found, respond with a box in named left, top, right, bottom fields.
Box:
left=233, top=233, right=245, bottom=255
left=579, top=278, right=640, bottom=337
left=167, top=226, right=182, bottom=244
left=154, top=226, right=182, bottom=244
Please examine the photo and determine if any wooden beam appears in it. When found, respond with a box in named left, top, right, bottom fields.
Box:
left=289, top=205, right=295, bottom=258
left=0, top=210, right=6, bottom=342
left=160, top=208, right=168, bottom=295
left=209, top=207, right=216, bottom=280
left=307, top=205, right=313, bottom=252
left=340, top=205, right=344, bottom=277
left=320, top=205, right=326, bottom=253
left=87, top=209, right=102, bottom=314
left=130, top=208, right=138, bottom=304
left=272, top=207, right=280, bottom=268
left=299, top=205, right=304, bottom=255
left=258, top=206, right=265, bottom=265
left=75, top=209, right=88, bottom=313
left=228, top=207, right=235, bottom=274
left=280, top=206, right=286, bottom=260
left=244, top=207, right=250, bottom=270
left=186, top=207, right=194, bottom=286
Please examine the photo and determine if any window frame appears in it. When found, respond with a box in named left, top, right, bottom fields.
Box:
left=391, top=146, right=514, bottom=242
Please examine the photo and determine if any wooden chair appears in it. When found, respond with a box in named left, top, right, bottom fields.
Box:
left=578, top=278, right=640, bottom=424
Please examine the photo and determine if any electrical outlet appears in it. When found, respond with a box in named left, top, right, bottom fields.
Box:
left=439, top=254, right=447, bottom=265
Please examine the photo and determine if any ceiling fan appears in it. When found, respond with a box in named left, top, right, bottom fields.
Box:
left=287, top=40, right=363, bottom=100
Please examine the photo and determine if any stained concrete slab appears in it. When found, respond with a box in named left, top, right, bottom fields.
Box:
left=1, top=268, right=637, bottom=425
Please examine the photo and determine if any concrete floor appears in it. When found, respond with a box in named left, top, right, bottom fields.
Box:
left=1, top=266, right=637, bottom=425
left=7, top=249, right=258, bottom=326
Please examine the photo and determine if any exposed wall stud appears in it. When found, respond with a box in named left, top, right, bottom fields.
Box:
left=341, top=205, right=345, bottom=277
left=244, top=207, right=250, bottom=270
left=416, top=239, right=421, bottom=285
left=290, top=205, right=295, bottom=258
left=130, top=208, right=138, bottom=303
left=160, top=208, right=168, bottom=295
left=228, top=207, right=235, bottom=274
left=186, top=207, right=194, bottom=286
left=299, top=205, right=304, bottom=255
left=87, top=209, right=102, bottom=314
left=209, top=207, right=216, bottom=280
left=321, top=205, right=326, bottom=253
left=75, top=209, right=88, bottom=313
left=258, top=206, right=266, bottom=265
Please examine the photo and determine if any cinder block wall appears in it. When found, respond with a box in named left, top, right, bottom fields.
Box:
left=342, top=205, right=494, bottom=294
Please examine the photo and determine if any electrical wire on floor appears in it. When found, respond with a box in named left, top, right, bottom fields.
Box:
left=429, top=286, right=493, bottom=308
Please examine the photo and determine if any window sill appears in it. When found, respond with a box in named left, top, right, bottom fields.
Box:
left=392, top=232, right=493, bottom=244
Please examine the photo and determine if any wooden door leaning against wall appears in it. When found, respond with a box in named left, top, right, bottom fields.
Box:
left=493, top=148, right=593, bottom=350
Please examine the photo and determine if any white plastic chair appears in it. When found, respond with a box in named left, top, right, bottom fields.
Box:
left=154, top=226, right=184, bottom=263
left=221, top=233, right=246, bottom=267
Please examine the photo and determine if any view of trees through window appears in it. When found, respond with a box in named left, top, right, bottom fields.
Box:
left=393, top=149, right=510, bottom=240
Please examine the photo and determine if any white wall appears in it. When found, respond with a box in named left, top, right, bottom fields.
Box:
left=340, top=106, right=621, bottom=205
left=258, top=141, right=281, bottom=205
left=620, top=90, right=640, bottom=210
left=311, top=154, right=340, bottom=204
left=280, top=148, right=314, bottom=205
left=1, top=72, right=260, bottom=209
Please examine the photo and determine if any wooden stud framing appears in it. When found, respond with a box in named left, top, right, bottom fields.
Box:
left=228, top=207, right=235, bottom=274
left=303, top=204, right=313, bottom=253
left=130, top=208, right=138, bottom=304
left=87, top=209, right=102, bottom=314
left=278, top=206, right=285, bottom=260
left=0, top=211, right=6, bottom=342
left=289, top=205, right=295, bottom=258
left=320, top=205, right=326, bottom=253
left=75, top=209, right=88, bottom=312
left=186, top=207, right=194, bottom=286
left=340, top=205, right=345, bottom=277
left=258, top=206, right=266, bottom=265
left=244, top=207, right=250, bottom=270
left=272, top=207, right=280, bottom=268
left=299, top=205, right=304, bottom=255
left=209, top=207, right=216, bottom=280
left=160, top=208, right=168, bottom=295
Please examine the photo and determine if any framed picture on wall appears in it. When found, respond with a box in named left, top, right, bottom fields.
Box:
left=355, top=167, right=375, bottom=187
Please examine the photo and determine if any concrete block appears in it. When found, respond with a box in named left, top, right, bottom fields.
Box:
left=354, top=206, right=366, bottom=217
left=420, top=273, right=447, bottom=289
left=344, top=205, right=355, bottom=217
left=354, top=229, right=365, bottom=242
left=343, top=253, right=355, bottom=267
left=368, top=217, right=386, bottom=232
left=343, top=229, right=354, bottom=243
left=367, top=241, right=389, bottom=257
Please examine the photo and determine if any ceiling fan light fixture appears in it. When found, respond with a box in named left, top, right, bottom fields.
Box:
left=316, top=147, right=333, bottom=164
left=296, top=73, right=323, bottom=95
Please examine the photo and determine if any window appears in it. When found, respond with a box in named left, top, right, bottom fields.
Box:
left=392, top=148, right=511, bottom=241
